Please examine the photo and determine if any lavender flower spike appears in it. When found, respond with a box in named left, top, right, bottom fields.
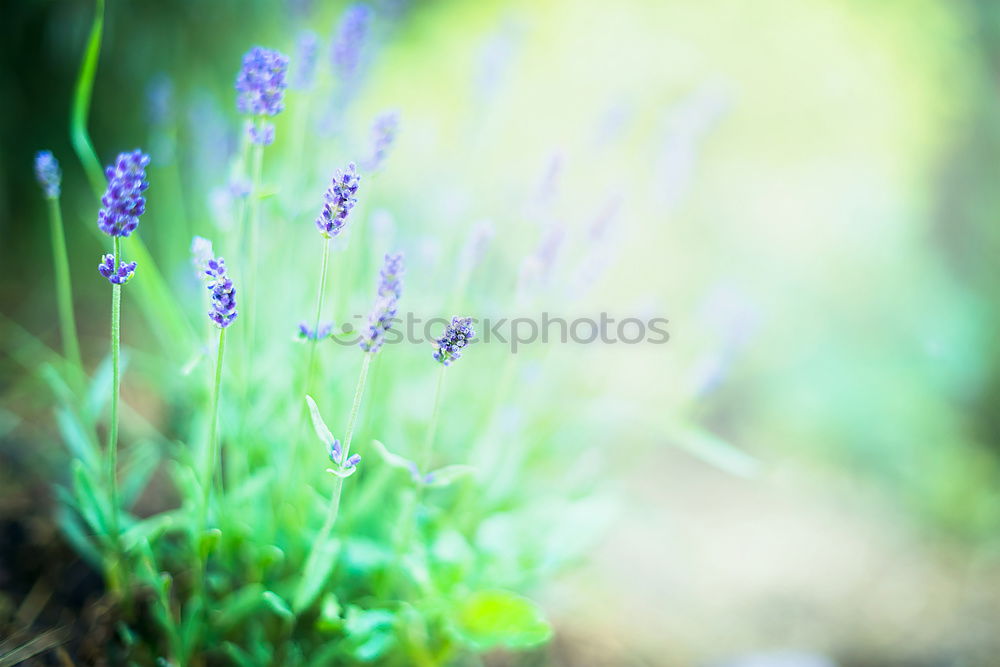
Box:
left=332, top=4, right=373, bottom=81
left=34, top=151, right=61, bottom=198
left=235, top=46, right=289, bottom=117
left=205, top=256, right=238, bottom=328
left=315, top=163, right=361, bottom=237
left=98, top=150, right=150, bottom=237
left=433, top=317, right=475, bottom=366
left=360, top=252, right=404, bottom=354
left=98, top=254, right=137, bottom=285
left=363, top=110, right=399, bottom=171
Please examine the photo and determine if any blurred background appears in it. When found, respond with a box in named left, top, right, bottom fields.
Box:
left=4, top=0, right=1000, bottom=664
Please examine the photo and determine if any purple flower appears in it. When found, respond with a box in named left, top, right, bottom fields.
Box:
left=315, top=163, right=361, bottom=237
left=360, top=252, right=404, bottom=354
left=327, top=437, right=343, bottom=465
left=235, top=47, right=289, bottom=117
left=98, top=254, right=137, bottom=285
left=343, top=454, right=361, bottom=469
left=205, top=257, right=238, bottom=328
left=292, top=30, right=319, bottom=89
left=331, top=4, right=373, bottom=81
left=247, top=121, right=275, bottom=146
left=34, top=151, right=61, bottom=199
left=298, top=321, right=333, bottom=341
left=362, top=110, right=399, bottom=171
left=98, top=150, right=150, bottom=237
left=433, top=317, right=474, bottom=366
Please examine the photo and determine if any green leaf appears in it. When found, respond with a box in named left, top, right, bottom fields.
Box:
left=425, top=464, right=475, bottom=488
left=214, top=584, right=266, bottom=630
left=370, top=439, right=417, bottom=474
left=325, top=466, right=358, bottom=479
left=315, top=593, right=343, bottom=633
left=450, top=590, right=552, bottom=651
left=305, top=395, right=338, bottom=451
left=198, top=528, right=222, bottom=560
left=121, top=439, right=161, bottom=507
left=262, top=590, right=294, bottom=622
left=293, top=538, right=340, bottom=613
left=56, top=407, right=99, bottom=471
left=72, top=459, right=108, bottom=536
left=121, top=512, right=180, bottom=552
left=344, top=607, right=396, bottom=662
left=55, top=504, right=101, bottom=567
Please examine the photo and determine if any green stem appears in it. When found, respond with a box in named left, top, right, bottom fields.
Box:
left=245, top=135, right=264, bottom=374
left=420, top=365, right=447, bottom=472
left=108, top=237, right=121, bottom=543
left=303, top=238, right=332, bottom=410
left=310, top=353, right=371, bottom=554
left=201, top=327, right=227, bottom=526
left=47, top=197, right=83, bottom=376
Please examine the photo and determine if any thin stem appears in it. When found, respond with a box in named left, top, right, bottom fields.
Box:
left=245, top=136, right=264, bottom=377
left=303, top=238, right=331, bottom=411
left=342, top=353, right=372, bottom=461
left=107, top=236, right=121, bottom=542
left=420, top=365, right=447, bottom=472
left=47, top=197, right=83, bottom=376
left=309, top=353, right=371, bottom=557
left=201, top=327, right=227, bottom=523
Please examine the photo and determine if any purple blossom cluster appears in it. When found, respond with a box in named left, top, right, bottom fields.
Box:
left=98, top=254, right=137, bottom=285
left=98, top=150, right=150, bottom=237
left=325, top=435, right=360, bottom=469
left=315, top=163, right=361, bottom=237
left=360, top=252, right=404, bottom=354
left=331, top=4, right=373, bottom=81
left=235, top=47, right=289, bottom=117
left=34, top=151, right=61, bottom=199
left=247, top=121, right=276, bottom=146
left=433, top=317, right=475, bottom=366
left=363, top=110, right=400, bottom=171
left=205, top=257, right=238, bottom=328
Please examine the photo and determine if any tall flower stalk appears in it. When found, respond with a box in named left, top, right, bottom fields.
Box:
left=296, top=252, right=402, bottom=611
left=96, top=149, right=149, bottom=552
left=299, top=164, right=361, bottom=455
left=35, top=151, right=83, bottom=379
left=234, top=46, right=288, bottom=368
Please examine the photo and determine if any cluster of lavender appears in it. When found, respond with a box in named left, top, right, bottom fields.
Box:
left=235, top=46, right=289, bottom=145
left=34, top=151, right=61, bottom=199
left=98, top=150, right=150, bottom=237
left=331, top=3, right=373, bottom=81
left=363, top=110, right=399, bottom=171
left=315, top=163, right=361, bottom=237
left=205, top=257, right=238, bottom=328
left=360, top=252, right=404, bottom=354
left=433, top=317, right=475, bottom=366
left=98, top=255, right=136, bottom=284
left=328, top=437, right=361, bottom=470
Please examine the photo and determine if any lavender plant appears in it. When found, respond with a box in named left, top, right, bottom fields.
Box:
left=36, top=10, right=579, bottom=664
left=35, top=151, right=83, bottom=377
left=101, top=153, right=146, bottom=495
